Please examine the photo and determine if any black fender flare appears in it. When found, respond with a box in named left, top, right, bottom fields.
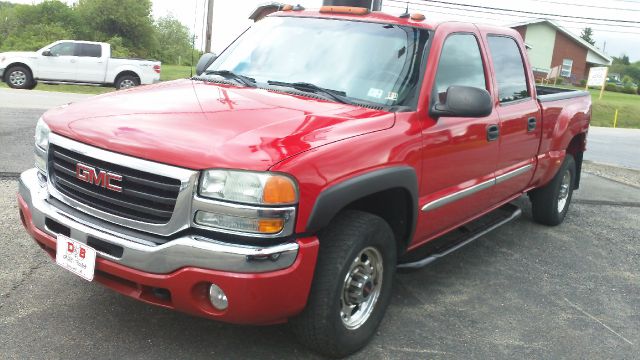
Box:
left=305, top=166, right=418, bottom=241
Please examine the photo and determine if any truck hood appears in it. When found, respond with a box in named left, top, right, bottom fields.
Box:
left=43, top=79, right=394, bottom=170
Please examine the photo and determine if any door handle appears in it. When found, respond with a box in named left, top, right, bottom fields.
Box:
left=487, top=124, right=500, bottom=142
left=70, top=59, right=76, bottom=63
left=527, top=117, right=537, bottom=132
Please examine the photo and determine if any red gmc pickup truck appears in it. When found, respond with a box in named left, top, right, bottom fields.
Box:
left=18, top=6, right=591, bottom=358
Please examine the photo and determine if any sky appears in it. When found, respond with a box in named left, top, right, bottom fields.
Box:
left=7, top=0, right=640, bottom=61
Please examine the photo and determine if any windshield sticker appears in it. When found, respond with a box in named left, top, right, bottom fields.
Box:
left=367, top=88, right=384, bottom=99
left=386, top=92, right=398, bottom=101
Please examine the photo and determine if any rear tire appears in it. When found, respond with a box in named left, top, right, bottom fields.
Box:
left=115, top=74, right=139, bottom=90
left=5, top=65, right=34, bottom=89
left=291, top=210, right=396, bottom=358
left=529, top=154, right=576, bottom=226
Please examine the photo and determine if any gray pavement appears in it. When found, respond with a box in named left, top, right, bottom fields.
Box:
left=586, top=127, right=640, bottom=170
left=1, top=89, right=93, bottom=174
left=1, top=173, right=639, bottom=359
left=0, top=88, right=92, bottom=109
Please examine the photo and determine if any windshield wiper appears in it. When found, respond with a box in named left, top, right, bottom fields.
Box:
left=204, top=70, right=256, bottom=87
left=267, top=80, right=351, bottom=104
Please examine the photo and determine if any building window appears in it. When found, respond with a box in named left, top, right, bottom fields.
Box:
left=561, top=58, right=573, bottom=78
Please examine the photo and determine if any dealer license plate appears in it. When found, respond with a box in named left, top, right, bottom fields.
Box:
left=55, top=235, right=96, bottom=281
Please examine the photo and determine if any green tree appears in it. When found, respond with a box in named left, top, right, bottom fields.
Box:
left=75, top=0, right=157, bottom=57
left=152, top=15, right=194, bottom=65
left=612, top=54, right=631, bottom=66
left=0, top=1, right=77, bottom=51
left=580, top=27, right=596, bottom=46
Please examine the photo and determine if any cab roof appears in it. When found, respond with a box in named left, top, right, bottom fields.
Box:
left=270, top=9, right=439, bottom=30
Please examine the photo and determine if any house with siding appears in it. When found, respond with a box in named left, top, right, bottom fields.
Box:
left=510, top=19, right=612, bottom=83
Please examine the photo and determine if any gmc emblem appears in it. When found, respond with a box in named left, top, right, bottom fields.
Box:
left=76, top=163, right=123, bottom=192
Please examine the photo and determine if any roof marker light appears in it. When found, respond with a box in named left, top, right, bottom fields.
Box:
left=410, top=13, right=425, bottom=21
left=319, top=6, right=370, bottom=15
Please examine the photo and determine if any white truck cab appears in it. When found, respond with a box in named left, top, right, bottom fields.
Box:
left=0, top=40, right=161, bottom=90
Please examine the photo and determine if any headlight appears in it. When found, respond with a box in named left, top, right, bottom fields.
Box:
left=34, top=118, right=50, bottom=176
left=35, top=117, right=51, bottom=151
left=199, top=170, right=297, bottom=205
left=195, top=170, right=298, bottom=236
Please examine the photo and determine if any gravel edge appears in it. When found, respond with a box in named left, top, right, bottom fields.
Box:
left=583, top=161, right=640, bottom=188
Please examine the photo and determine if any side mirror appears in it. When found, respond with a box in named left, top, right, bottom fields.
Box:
left=195, top=53, right=217, bottom=76
left=42, top=50, right=53, bottom=56
left=430, top=86, right=492, bottom=119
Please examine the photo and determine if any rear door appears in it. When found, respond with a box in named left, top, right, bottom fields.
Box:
left=74, top=43, right=108, bottom=83
left=37, top=42, right=76, bottom=80
left=416, top=26, right=501, bottom=242
left=484, top=35, right=541, bottom=202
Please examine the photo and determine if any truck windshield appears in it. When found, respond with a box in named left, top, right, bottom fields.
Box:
left=207, top=16, right=430, bottom=107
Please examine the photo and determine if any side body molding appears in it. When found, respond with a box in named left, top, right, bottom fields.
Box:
left=305, top=166, right=419, bottom=236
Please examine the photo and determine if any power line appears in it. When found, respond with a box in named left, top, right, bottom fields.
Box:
left=414, top=0, right=640, bottom=24
left=384, top=3, right=640, bottom=35
left=386, top=0, right=640, bottom=29
left=530, top=0, right=640, bottom=12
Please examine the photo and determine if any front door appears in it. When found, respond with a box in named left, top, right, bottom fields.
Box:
left=38, top=42, right=76, bottom=81
left=415, top=28, right=501, bottom=243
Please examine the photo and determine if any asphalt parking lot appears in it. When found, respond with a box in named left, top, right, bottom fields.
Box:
left=1, top=88, right=639, bottom=359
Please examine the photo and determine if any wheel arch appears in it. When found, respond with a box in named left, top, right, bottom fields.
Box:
left=566, top=132, right=586, bottom=189
left=305, top=166, right=418, bottom=255
left=114, top=70, right=141, bottom=84
left=3, top=62, right=33, bottom=82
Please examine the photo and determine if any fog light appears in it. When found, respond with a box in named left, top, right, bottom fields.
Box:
left=208, top=283, right=228, bottom=310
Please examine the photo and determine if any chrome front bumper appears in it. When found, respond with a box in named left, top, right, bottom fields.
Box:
left=19, top=168, right=299, bottom=274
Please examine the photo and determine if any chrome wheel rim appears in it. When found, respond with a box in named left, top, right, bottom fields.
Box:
left=340, top=247, right=383, bottom=330
left=557, top=169, right=571, bottom=213
left=119, top=79, right=136, bottom=89
left=9, top=70, right=26, bottom=86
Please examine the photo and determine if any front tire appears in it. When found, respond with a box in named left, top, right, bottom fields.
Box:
left=5, top=66, right=34, bottom=89
left=291, top=210, right=396, bottom=358
left=529, top=154, right=576, bottom=226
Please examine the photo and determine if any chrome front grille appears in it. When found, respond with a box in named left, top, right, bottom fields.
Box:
left=49, top=144, right=181, bottom=224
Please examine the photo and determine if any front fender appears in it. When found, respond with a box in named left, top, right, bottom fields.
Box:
left=305, top=166, right=418, bottom=234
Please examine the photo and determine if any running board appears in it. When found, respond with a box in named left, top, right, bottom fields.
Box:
left=39, top=80, right=104, bottom=87
left=398, top=203, right=522, bottom=270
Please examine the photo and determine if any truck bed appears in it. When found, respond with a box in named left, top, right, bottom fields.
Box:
left=536, top=85, right=590, bottom=103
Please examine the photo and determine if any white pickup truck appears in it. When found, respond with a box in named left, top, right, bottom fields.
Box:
left=0, top=40, right=161, bottom=90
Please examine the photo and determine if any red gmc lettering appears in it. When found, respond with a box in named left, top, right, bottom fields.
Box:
left=75, top=163, right=122, bottom=192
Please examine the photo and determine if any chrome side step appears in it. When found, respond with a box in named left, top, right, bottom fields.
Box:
left=398, top=203, right=522, bottom=270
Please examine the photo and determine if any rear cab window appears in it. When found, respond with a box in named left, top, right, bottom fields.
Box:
left=486, top=36, right=530, bottom=104
left=76, top=44, right=102, bottom=58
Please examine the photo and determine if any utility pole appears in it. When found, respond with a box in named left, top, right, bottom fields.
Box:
left=205, top=0, right=214, bottom=53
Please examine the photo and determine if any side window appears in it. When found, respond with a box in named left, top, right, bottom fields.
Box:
left=49, top=42, right=75, bottom=57
left=76, top=44, right=102, bottom=57
left=487, top=36, right=530, bottom=103
left=434, top=34, right=486, bottom=97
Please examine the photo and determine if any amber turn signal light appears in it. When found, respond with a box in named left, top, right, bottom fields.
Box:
left=263, top=176, right=297, bottom=204
left=258, top=218, right=286, bottom=233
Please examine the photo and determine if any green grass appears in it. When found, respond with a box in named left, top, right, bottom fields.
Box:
left=545, top=85, right=640, bottom=129
left=0, top=64, right=194, bottom=95
left=0, top=81, right=113, bottom=94
left=161, top=64, right=194, bottom=81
